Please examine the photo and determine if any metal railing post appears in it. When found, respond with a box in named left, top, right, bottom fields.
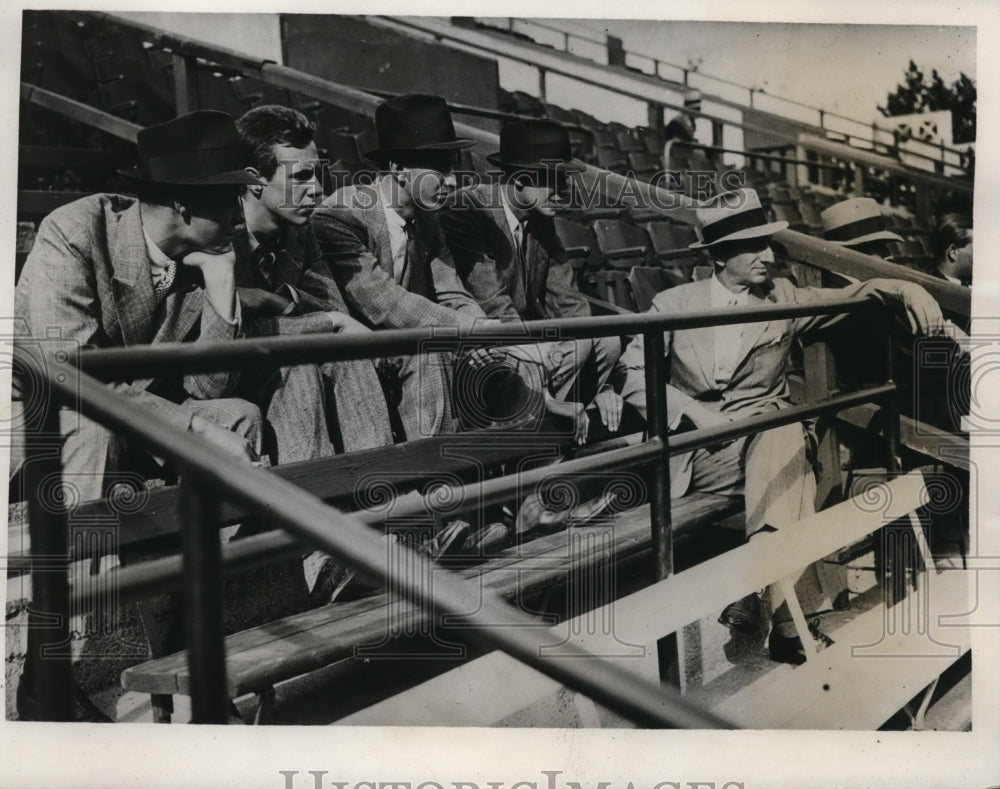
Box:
left=22, top=379, right=73, bottom=721
left=179, top=475, right=229, bottom=723
left=883, top=311, right=902, bottom=476
left=172, top=53, right=199, bottom=114
left=642, top=327, right=672, bottom=581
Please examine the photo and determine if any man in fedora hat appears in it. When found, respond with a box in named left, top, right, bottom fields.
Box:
left=311, top=94, right=541, bottom=438
left=12, top=109, right=266, bottom=719
left=820, top=197, right=904, bottom=260
left=442, top=118, right=622, bottom=442
left=617, top=187, right=944, bottom=662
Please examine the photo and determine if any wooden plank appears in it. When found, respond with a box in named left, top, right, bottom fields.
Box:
left=838, top=403, right=970, bottom=471
left=711, top=570, right=971, bottom=729
left=120, top=493, right=740, bottom=696
left=338, top=472, right=939, bottom=726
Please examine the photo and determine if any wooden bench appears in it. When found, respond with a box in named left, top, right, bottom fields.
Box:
left=337, top=469, right=971, bottom=730
left=120, top=493, right=741, bottom=723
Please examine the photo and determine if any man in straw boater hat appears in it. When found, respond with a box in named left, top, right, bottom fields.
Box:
left=820, top=196, right=904, bottom=260
left=442, top=118, right=623, bottom=444
left=616, top=187, right=945, bottom=663
left=311, top=94, right=544, bottom=440
left=12, top=109, right=266, bottom=719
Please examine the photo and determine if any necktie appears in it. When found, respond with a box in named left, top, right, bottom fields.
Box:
left=151, top=261, right=176, bottom=299
left=402, top=220, right=428, bottom=296
left=254, top=245, right=278, bottom=287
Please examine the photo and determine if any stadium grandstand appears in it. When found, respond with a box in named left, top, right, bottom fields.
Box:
left=7, top=10, right=976, bottom=738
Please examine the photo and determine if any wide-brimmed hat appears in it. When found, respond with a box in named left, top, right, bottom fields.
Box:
left=820, top=198, right=903, bottom=246
left=119, top=110, right=262, bottom=186
left=365, top=94, right=475, bottom=163
left=689, top=188, right=788, bottom=250
left=486, top=119, right=585, bottom=174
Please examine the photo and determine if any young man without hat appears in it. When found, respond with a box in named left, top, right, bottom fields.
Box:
left=617, top=187, right=945, bottom=662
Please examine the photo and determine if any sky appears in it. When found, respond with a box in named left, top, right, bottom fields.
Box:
left=542, top=20, right=976, bottom=130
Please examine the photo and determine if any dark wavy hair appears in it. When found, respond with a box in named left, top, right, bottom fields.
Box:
left=931, top=212, right=972, bottom=262
left=235, top=104, right=316, bottom=179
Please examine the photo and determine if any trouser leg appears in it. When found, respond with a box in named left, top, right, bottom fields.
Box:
left=546, top=336, right=622, bottom=406
left=260, top=364, right=334, bottom=464
left=395, top=352, right=457, bottom=440
left=319, top=359, right=394, bottom=453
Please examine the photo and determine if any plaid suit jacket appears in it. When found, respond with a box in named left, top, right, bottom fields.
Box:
left=233, top=223, right=351, bottom=337
left=310, top=182, right=486, bottom=330
left=15, top=193, right=243, bottom=430
left=442, top=183, right=591, bottom=322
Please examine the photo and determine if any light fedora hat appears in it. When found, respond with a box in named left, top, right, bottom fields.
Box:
left=689, top=188, right=788, bottom=250
left=820, top=197, right=903, bottom=246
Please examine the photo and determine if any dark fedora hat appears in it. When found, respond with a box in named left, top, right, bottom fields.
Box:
left=365, top=94, right=475, bottom=162
left=486, top=119, right=585, bottom=173
left=120, top=110, right=262, bottom=186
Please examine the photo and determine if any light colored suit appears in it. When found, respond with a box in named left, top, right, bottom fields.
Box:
left=442, top=183, right=620, bottom=404
left=620, top=275, right=929, bottom=532
left=12, top=194, right=260, bottom=501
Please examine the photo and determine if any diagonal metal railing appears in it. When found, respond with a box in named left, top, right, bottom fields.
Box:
left=15, top=296, right=895, bottom=727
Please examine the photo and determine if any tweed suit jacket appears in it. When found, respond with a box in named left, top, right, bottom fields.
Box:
left=442, top=183, right=591, bottom=322
left=14, top=194, right=243, bottom=431
left=619, top=275, right=933, bottom=496
left=233, top=223, right=351, bottom=337
left=310, top=182, right=486, bottom=330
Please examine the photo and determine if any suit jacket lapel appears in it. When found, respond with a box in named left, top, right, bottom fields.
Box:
left=109, top=201, right=156, bottom=346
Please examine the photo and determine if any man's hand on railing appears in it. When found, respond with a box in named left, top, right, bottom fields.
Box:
left=899, top=283, right=946, bottom=336
left=189, top=414, right=257, bottom=464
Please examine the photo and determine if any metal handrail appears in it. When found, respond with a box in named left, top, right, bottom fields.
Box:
left=18, top=294, right=883, bottom=725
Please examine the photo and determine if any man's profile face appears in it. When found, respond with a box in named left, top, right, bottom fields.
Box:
left=720, top=238, right=773, bottom=287
left=393, top=154, right=457, bottom=211
left=260, top=142, right=321, bottom=227
left=510, top=181, right=560, bottom=217
left=952, top=231, right=973, bottom=282
left=183, top=188, right=243, bottom=253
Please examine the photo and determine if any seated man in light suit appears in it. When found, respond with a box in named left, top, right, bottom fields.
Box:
left=618, top=187, right=945, bottom=662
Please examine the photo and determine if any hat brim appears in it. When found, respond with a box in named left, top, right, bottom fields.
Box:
left=118, top=168, right=264, bottom=187
left=484, top=153, right=587, bottom=173
left=831, top=230, right=905, bottom=247
left=364, top=138, right=477, bottom=161
left=689, top=220, right=789, bottom=250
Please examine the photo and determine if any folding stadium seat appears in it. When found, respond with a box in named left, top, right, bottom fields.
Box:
left=553, top=216, right=600, bottom=280
left=627, top=151, right=662, bottom=182
left=497, top=88, right=517, bottom=115
left=769, top=200, right=808, bottom=232
left=592, top=219, right=652, bottom=269
left=615, top=132, right=645, bottom=154
left=627, top=266, right=686, bottom=312
left=591, top=128, right=617, bottom=149
left=640, top=128, right=663, bottom=156
left=509, top=90, right=545, bottom=116
left=595, top=147, right=628, bottom=174
left=645, top=220, right=698, bottom=262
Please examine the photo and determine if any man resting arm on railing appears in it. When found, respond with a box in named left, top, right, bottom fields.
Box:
left=617, top=187, right=943, bottom=663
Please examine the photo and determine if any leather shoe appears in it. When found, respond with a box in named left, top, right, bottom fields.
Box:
left=768, top=617, right=835, bottom=665
left=718, top=592, right=762, bottom=635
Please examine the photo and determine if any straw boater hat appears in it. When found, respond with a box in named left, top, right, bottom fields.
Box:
left=820, top=197, right=903, bottom=247
left=365, top=93, right=475, bottom=163
left=119, top=110, right=263, bottom=186
left=689, top=188, right=788, bottom=250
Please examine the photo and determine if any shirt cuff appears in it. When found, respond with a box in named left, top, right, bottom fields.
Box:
left=277, top=284, right=300, bottom=315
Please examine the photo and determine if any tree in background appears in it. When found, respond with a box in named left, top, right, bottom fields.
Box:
left=878, top=60, right=977, bottom=145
